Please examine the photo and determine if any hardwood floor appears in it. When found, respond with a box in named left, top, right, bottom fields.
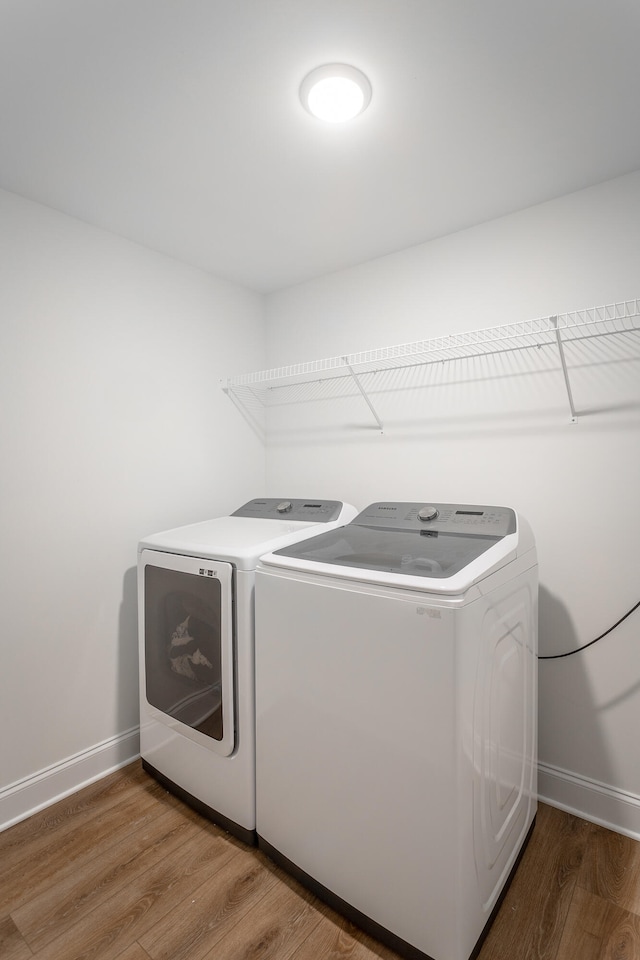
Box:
left=2, top=761, right=640, bottom=960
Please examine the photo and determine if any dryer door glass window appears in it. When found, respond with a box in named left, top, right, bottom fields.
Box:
left=143, top=557, right=234, bottom=755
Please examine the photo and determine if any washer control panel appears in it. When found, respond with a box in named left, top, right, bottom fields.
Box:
left=232, top=498, right=345, bottom=523
left=355, top=502, right=516, bottom=537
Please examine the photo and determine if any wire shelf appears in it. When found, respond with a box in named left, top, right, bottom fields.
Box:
left=222, top=299, right=640, bottom=429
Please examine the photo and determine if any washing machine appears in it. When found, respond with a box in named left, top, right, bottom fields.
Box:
left=138, top=497, right=357, bottom=844
left=255, top=501, right=538, bottom=960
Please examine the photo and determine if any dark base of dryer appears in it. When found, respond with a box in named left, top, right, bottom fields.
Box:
left=257, top=814, right=537, bottom=960
left=141, top=758, right=256, bottom=846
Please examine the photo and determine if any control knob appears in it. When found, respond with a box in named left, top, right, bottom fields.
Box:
left=277, top=501, right=293, bottom=513
left=418, top=505, right=439, bottom=522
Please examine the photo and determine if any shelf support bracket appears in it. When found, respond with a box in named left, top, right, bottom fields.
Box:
left=342, top=357, right=384, bottom=433
left=551, top=316, right=578, bottom=423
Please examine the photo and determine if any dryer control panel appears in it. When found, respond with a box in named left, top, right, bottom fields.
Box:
left=355, top=502, right=516, bottom=537
left=232, top=498, right=345, bottom=523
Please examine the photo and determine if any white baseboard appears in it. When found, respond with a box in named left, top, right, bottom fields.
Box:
left=538, top=760, right=640, bottom=841
left=0, top=726, right=140, bottom=833
left=3, top=741, right=638, bottom=842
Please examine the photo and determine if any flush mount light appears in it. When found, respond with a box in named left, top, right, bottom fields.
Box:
left=300, top=64, right=372, bottom=123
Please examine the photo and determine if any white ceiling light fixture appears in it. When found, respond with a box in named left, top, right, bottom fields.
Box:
left=300, top=64, right=372, bottom=123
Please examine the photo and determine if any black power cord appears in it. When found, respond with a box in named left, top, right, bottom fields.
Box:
left=539, top=599, right=640, bottom=660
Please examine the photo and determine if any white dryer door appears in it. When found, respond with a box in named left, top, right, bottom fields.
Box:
left=140, top=549, right=235, bottom=757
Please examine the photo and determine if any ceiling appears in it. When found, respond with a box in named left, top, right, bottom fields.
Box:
left=2, top=0, right=639, bottom=293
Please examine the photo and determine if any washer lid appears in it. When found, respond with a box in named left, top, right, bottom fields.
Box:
left=262, top=501, right=524, bottom=593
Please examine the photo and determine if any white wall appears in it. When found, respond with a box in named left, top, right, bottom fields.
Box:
left=263, top=169, right=640, bottom=837
left=0, top=189, right=265, bottom=828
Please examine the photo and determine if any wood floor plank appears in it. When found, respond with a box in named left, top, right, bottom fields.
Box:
left=31, top=826, right=237, bottom=960
left=112, top=945, right=154, bottom=960
left=199, top=874, right=322, bottom=960
left=289, top=910, right=403, bottom=960
left=12, top=803, right=208, bottom=951
left=139, top=847, right=278, bottom=960
left=0, top=763, right=159, bottom=906
left=0, top=915, right=32, bottom=960
left=0, top=764, right=148, bottom=861
left=476, top=803, right=591, bottom=960
left=0, top=775, right=176, bottom=915
left=577, top=822, right=640, bottom=916
left=556, top=886, right=640, bottom=960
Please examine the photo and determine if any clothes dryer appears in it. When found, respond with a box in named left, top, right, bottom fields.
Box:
left=138, top=497, right=356, bottom=843
left=255, top=501, right=538, bottom=960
